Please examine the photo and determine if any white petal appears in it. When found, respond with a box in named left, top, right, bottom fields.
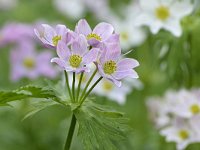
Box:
left=170, top=0, right=194, bottom=18
left=140, top=0, right=159, bottom=11
left=164, top=19, right=182, bottom=37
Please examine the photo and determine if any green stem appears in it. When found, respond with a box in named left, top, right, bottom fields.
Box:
left=76, top=72, right=84, bottom=101
left=78, top=69, right=97, bottom=102
left=80, top=77, right=103, bottom=105
left=64, top=71, right=73, bottom=101
left=72, top=72, right=76, bottom=102
left=64, top=114, right=76, bottom=150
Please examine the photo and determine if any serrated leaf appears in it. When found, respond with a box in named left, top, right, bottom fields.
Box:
left=22, top=99, right=57, bottom=121
left=0, top=85, right=59, bottom=106
left=74, top=100, right=130, bottom=150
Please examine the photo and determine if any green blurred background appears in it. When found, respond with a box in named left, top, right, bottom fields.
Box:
left=1, top=0, right=200, bottom=149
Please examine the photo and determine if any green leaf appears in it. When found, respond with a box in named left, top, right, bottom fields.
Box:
left=74, top=100, right=130, bottom=150
left=22, top=99, right=57, bottom=120
left=0, top=85, right=59, bottom=106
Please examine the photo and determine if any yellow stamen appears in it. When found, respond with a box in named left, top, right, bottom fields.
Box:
left=69, top=55, right=82, bottom=68
left=103, top=81, right=113, bottom=91
left=103, top=60, right=117, bottom=75
left=190, top=104, right=200, bottom=114
left=155, top=5, right=170, bottom=21
left=178, top=130, right=189, bottom=140
left=121, top=32, right=129, bottom=41
left=87, top=33, right=102, bottom=41
left=52, top=35, right=61, bottom=46
left=23, top=58, right=35, bottom=69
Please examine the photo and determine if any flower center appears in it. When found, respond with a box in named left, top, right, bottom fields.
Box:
left=121, top=32, right=129, bottom=41
left=69, top=55, right=82, bottom=68
left=87, top=33, right=102, bottom=41
left=52, top=35, right=61, bottom=46
left=23, top=58, right=35, bottom=69
left=178, top=130, right=189, bottom=140
left=190, top=104, right=200, bottom=114
left=103, top=60, right=117, bottom=75
left=103, top=81, right=113, bottom=91
left=155, top=5, right=170, bottom=21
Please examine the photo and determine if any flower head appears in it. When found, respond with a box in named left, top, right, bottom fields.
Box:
left=34, top=24, right=69, bottom=49
left=97, top=43, right=139, bottom=87
left=10, top=40, right=57, bottom=81
left=136, top=0, right=194, bottom=37
left=75, top=19, right=119, bottom=47
left=51, top=35, right=99, bottom=73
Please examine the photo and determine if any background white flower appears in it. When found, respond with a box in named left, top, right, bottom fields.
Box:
left=136, top=0, right=194, bottom=37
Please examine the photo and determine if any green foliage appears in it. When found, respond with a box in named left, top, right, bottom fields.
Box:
left=0, top=85, right=57, bottom=105
left=75, top=100, right=130, bottom=150
left=0, top=80, right=131, bottom=149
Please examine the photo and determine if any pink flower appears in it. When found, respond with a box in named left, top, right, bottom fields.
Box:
left=97, top=43, right=139, bottom=87
left=34, top=24, right=69, bottom=49
left=75, top=19, right=119, bottom=47
left=0, top=23, right=33, bottom=47
left=51, top=35, right=99, bottom=73
left=10, top=40, right=57, bottom=81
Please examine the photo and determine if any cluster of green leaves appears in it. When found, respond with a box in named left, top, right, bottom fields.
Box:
left=0, top=81, right=131, bottom=150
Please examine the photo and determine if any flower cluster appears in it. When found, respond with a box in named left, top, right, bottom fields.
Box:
left=146, top=89, right=200, bottom=150
left=0, top=22, right=58, bottom=81
left=35, top=19, right=139, bottom=87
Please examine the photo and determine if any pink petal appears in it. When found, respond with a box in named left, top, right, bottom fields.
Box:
left=105, top=33, right=120, bottom=44
left=88, top=38, right=101, bottom=47
left=117, top=58, right=139, bottom=71
left=57, top=41, right=71, bottom=60
left=82, top=48, right=99, bottom=64
left=55, top=24, right=68, bottom=35
left=75, top=19, right=92, bottom=36
left=113, top=70, right=139, bottom=80
left=104, top=43, right=121, bottom=61
left=42, top=24, right=56, bottom=43
left=93, top=22, right=114, bottom=40
left=51, top=57, right=66, bottom=69
left=71, top=35, right=87, bottom=55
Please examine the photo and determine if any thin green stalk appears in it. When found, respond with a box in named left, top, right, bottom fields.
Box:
left=78, top=69, right=97, bottom=102
left=80, top=77, right=103, bottom=105
left=64, top=71, right=73, bottom=101
left=76, top=72, right=84, bottom=101
left=72, top=72, right=76, bottom=102
left=64, top=114, right=76, bottom=150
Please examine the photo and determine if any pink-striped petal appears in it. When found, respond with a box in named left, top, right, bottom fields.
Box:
left=93, top=22, right=114, bottom=40
left=117, top=58, right=139, bottom=71
left=75, top=19, right=92, bottom=36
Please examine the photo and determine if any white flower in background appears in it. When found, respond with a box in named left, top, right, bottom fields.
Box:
left=83, top=0, right=112, bottom=21
left=0, top=0, right=17, bottom=10
left=92, top=76, right=141, bottom=104
left=147, top=89, right=200, bottom=149
left=53, top=0, right=85, bottom=20
left=160, top=118, right=200, bottom=150
left=146, top=97, right=171, bottom=128
left=53, top=0, right=111, bottom=21
left=136, top=0, right=194, bottom=37
left=112, top=19, right=146, bottom=51
left=170, top=90, right=200, bottom=118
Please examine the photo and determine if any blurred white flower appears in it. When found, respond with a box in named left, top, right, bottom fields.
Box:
left=146, top=97, right=171, bottom=128
left=93, top=77, right=141, bottom=104
left=147, top=89, right=200, bottom=149
left=112, top=19, right=146, bottom=51
left=136, top=0, right=194, bottom=37
left=170, top=90, right=200, bottom=118
left=161, top=118, right=200, bottom=150
left=54, top=0, right=85, bottom=19
left=53, top=0, right=111, bottom=20
left=0, top=0, right=17, bottom=10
